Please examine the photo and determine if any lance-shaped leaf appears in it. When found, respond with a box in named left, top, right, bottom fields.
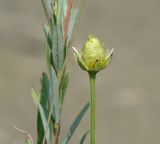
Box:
left=61, top=102, right=89, bottom=144
left=36, top=73, right=52, bottom=144
left=63, top=0, right=68, bottom=17
left=43, top=25, right=53, bottom=69
left=52, top=25, right=65, bottom=72
left=67, top=8, right=79, bottom=41
left=40, top=73, right=50, bottom=117
left=45, top=44, right=52, bottom=70
left=49, top=66, right=61, bottom=123
left=60, top=0, right=68, bottom=37
left=79, top=131, right=89, bottom=144
left=59, top=72, right=69, bottom=107
left=41, top=0, right=53, bottom=25
left=57, top=0, right=63, bottom=24
left=43, top=25, right=53, bottom=49
left=31, top=88, right=51, bottom=144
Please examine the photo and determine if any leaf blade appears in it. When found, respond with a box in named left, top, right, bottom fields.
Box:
left=50, top=66, right=61, bottom=123
left=57, top=0, right=63, bottom=24
left=67, top=8, right=79, bottom=41
left=41, top=0, right=53, bottom=25
left=80, top=131, right=89, bottom=144
left=52, top=25, right=65, bottom=72
left=60, top=72, right=69, bottom=106
left=31, top=88, right=51, bottom=144
left=61, top=102, right=89, bottom=144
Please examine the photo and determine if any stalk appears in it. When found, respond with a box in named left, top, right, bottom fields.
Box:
left=55, top=123, right=60, bottom=144
left=89, top=72, right=96, bottom=144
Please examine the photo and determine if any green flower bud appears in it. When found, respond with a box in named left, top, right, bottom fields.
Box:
left=73, top=35, right=114, bottom=73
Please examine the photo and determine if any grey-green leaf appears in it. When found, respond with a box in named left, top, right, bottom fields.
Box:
left=61, top=0, right=68, bottom=37
left=31, top=88, right=51, bottom=144
left=63, top=0, right=68, bottom=17
left=31, top=88, right=40, bottom=103
left=37, top=102, right=51, bottom=144
left=43, top=25, right=53, bottom=49
left=41, top=0, right=53, bottom=25
left=61, top=102, right=89, bottom=144
left=50, top=66, right=61, bottom=123
left=40, top=73, right=50, bottom=117
left=43, top=25, right=53, bottom=69
left=37, top=73, right=52, bottom=144
left=57, top=0, right=63, bottom=24
left=52, top=25, right=65, bottom=72
left=60, top=72, right=69, bottom=106
left=45, top=44, right=52, bottom=70
left=79, top=131, right=89, bottom=144
left=67, top=8, right=79, bottom=41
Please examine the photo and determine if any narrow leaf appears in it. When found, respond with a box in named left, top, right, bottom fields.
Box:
left=31, top=88, right=40, bottom=104
left=41, top=0, right=53, bottom=25
left=43, top=25, right=53, bottom=69
left=64, top=0, right=72, bottom=39
left=67, top=8, right=79, bottom=41
left=50, top=66, right=61, bottom=123
left=43, top=25, right=53, bottom=49
left=63, top=0, right=68, bottom=17
left=60, top=72, right=69, bottom=106
left=57, top=0, right=63, bottom=24
left=79, top=131, right=89, bottom=144
left=37, top=73, right=52, bottom=144
left=61, top=0, right=68, bottom=37
left=40, top=73, right=50, bottom=117
left=31, top=88, right=51, bottom=144
left=45, top=44, right=52, bottom=70
left=37, top=103, right=51, bottom=144
left=46, top=0, right=53, bottom=13
left=61, top=102, right=89, bottom=144
left=52, top=25, right=65, bottom=72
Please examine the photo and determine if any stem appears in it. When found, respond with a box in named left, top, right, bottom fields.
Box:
left=55, top=123, right=60, bottom=144
left=89, top=72, right=96, bottom=144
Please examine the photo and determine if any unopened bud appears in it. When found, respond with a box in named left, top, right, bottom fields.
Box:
left=73, top=35, right=114, bottom=73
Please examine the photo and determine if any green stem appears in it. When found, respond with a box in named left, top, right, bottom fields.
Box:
left=89, top=72, right=96, bottom=144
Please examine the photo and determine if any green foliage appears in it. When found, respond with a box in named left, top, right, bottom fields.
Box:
left=59, top=72, right=69, bottom=106
left=52, top=24, right=65, bottom=72
left=41, top=0, right=53, bottom=25
left=31, top=88, right=51, bottom=144
left=31, top=0, right=89, bottom=144
left=57, top=0, right=63, bottom=24
left=79, top=131, right=89, bottom=144
left=67, top=8, right=79, bottom=41
left=61, top=102, right=89, bottom=144
left=50, top=66, right=60, bottom=123
left=43, top=25, right=52, bottom=50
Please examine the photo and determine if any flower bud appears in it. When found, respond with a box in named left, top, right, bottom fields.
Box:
left=73, top=35, right=114, bottom=72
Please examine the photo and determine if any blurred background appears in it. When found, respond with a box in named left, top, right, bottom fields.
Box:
left=0, top=0, right=160, bottom=143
